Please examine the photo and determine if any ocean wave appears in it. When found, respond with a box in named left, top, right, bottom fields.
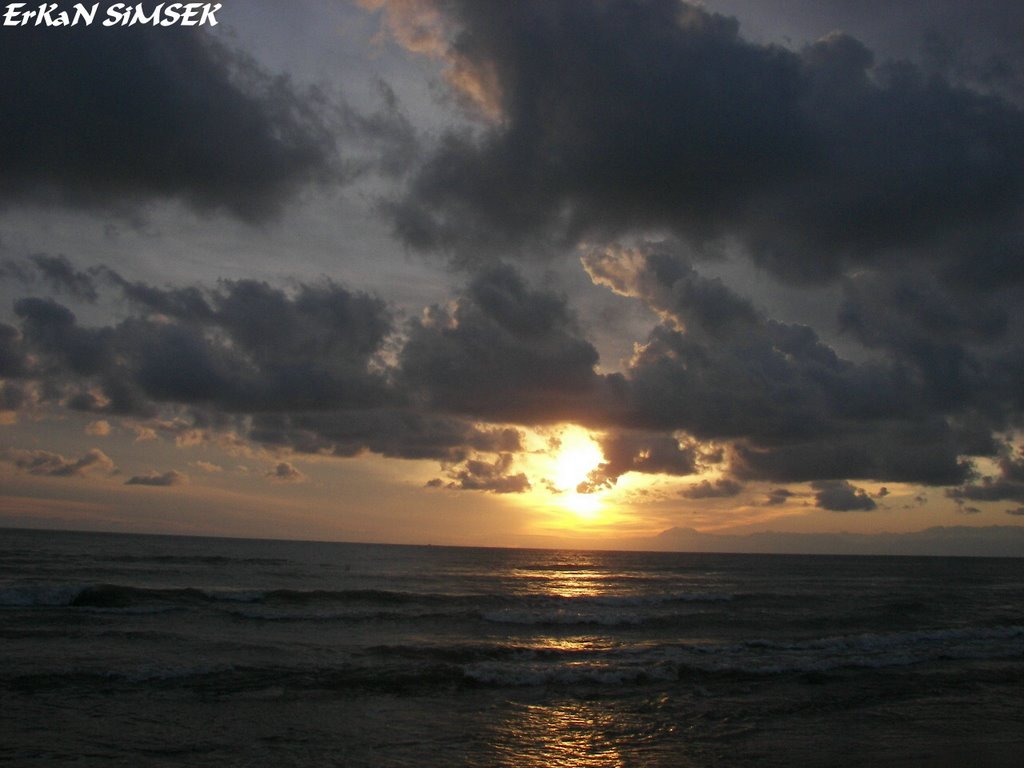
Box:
left=103, top=554, right=290, bottom=567
left=479, top=591, right=734, bottom=626
left=673, top=624, right=1024, bottom=675
left=224, top=606, right=480, bottom=623
left=0, top=581, right=734, bottom=613
left=739, top=625, right=1024, bottom=660
left=461, top=625, right=1024, bottom=686
left=463, top=660, right=680, bottom=687
left=482, top=608, right=647, bottom=626
left=0, top=583, right=89, bottom=607
left=581, top=592, right=734, bottom=606
left=0, top=582, right=460, bottom=610
left=6, top=623, right=1021, bottom=695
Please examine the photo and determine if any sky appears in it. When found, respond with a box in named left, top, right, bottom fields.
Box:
left=2, top=0, right=1024, bottom=551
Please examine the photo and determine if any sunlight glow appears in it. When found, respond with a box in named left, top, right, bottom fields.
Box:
left=550, top=429, right=603, bottom=492
left=545, top=427, right=607, bottom=520
left=560, top=490, right=602, bottom=520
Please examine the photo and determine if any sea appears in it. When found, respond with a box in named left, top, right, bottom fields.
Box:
left=1, top=528, right=1022, bottom=767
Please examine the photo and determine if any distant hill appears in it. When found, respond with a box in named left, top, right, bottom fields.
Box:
left=642, top=525, right=1024, bottom=558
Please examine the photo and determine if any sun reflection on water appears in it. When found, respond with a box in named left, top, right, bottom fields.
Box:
left=491, top=701, right=627, bottom=767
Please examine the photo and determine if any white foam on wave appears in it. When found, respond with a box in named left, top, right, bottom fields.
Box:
left=462, top=624, right=1024, bottom=685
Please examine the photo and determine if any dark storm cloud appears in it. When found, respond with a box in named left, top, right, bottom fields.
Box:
left=681, top=478, right=743, bottom=499
left=107, top=274, right=216, bottom=321
left=764, top=488, right=794, bottom=506
left=29, top=254, right=99, bottom=302
left=0, top=9, right=337, bottom=220
left=577, top=431, right=698, bottom=493
left=385, top=0, right=1024, bottom=287
left=958, top=480, right=1024, bottom=501
left=13, top=277, right=394, bottom=414
left=0, top=250, right=1011, bottom=493
left=14, top=297, right=115, bottom=377
left=125, top=470, right=188, bottom=487
left=434, top=453, right=531, bottom=493
left=2, top=261, right=566, bottom=477
left=586, top=246, right=978, bottom=486
left=0, top=254, right=101, bottom=302
left=3, top=447, right=115, bottom=477
left=0, top=380, right=30, bottom=411
left=0, top=323, right=30, bottom=378
left=588, top=249, right=885, bottom=425
left=707, top=0, right=1024, bottom=103
left=838, top=270, right=1024, bottom=418
left=398, top=264, right=611, bottom=423
left=947, top=450, right=1024, bottom=504
left=730, top=425, right=975, bottom=487
left=248, top=410, right=523, bottom=463
left=811, top=480, right=877, bottom=512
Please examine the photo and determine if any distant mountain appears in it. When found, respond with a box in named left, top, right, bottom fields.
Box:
left=641, top=525, right=1024, bottom=558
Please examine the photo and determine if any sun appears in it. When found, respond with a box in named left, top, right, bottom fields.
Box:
left=547, top=427, right=605, bottom=518
left=550, top=428, right=603, bottom=492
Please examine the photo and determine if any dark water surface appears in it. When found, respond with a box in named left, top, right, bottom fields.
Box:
left=1, top=528, right=1022, bottom=766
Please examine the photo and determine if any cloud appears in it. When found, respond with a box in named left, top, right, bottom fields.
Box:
left=586, top=246, right=976, bottom=485
left=3, top=447, right=115, bottom=477
left=681, top=478, right=743, bottom=499
left=20, top=254, right=100, bottom=302
left=398, top=264, right=608, bottom=423
left=587, top=247, right=907, bottom=438
left=764, top=488, right=794, bottom=506
left=14, top=276, right=395, bottom=416
left=124, top=470, right=189, bottom=487
left=0, top=324, right=31, bottom=378
left=0, top=252, right=994, bottom=492
left=0, top=380, right=38, bottom=415
left=367, top=2, right=1024, bottom=477
left=731, top=427, right=974, bottom=487
left=435, top=453, right=531, bottom=493
left=4, top=261, right=549, bottom=478
left=0, top=250, right=1017, bottom=497
left=191, top=461, right=224, bottom=474
left=947, top=479, right=1024, bottom=504
left=265, top=461, right=306, bottom=483
left=704, top=0, right=1024, bottom=105
left=812, top=480, right=878, bottom=511
left=947, top=448, right=1024, bottom=503
left=578, top=430, right=698, bottom=493
left=381, top=0, right=1024, bottom=284
left=0, top=9, right=337, bottom=220
left=249, top=410, right=523, bottom=463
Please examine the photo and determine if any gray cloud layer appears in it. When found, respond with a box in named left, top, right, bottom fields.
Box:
left=0, top=243, right=1015, bottom=495
left=125, top=470, right=189, bottom=487
left=3, top=448, right=115, bottom=477
left=0, top=10, right=342, bottom=220
left=387, top=1, right=1024, bottom=285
